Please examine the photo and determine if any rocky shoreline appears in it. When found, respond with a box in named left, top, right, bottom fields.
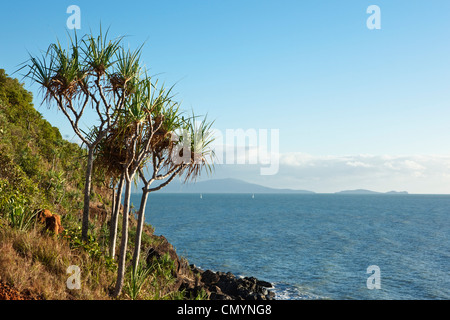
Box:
left=0, top=233, right=276, bottom=300
left=188, top=266, right=276, bottom=300
left=146, top=235, right=276, bottom=300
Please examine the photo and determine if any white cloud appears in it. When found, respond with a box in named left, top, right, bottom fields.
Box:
left=346, top=161, right=373, bottom=168
left=209, top=153, right=450, bottom=194
left=403, top=160, right=425, bottom=171
left=279, top=153, right=314, bottom=166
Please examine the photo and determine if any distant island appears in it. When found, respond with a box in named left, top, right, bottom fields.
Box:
left=335, top=189, right=409, bottom=195
left=141, top=179, right=408, bottom=195
left=153, top=178, right=315, bottom=194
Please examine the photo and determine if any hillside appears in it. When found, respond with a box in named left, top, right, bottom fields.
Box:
left=155, top=178, right=315, bottom=194
left=0, top=70, right=273, bottom=301
left=0, top=69, right=116, bottom=299
left=335, top=189, right=409, bottom=195
left=0, top=70, right=165, bottom=299
left=0, top=69, right=88, bottom=213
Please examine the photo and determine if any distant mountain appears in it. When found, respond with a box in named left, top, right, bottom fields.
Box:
left=133, top=179, right=410, bottom=195
left=155, top=178, right=315, bottom=194
left=385, top=191, right=409, bottom=195
left=335, top=189, right=380, bottom=194
left=335, top=189, right=409, bottom=195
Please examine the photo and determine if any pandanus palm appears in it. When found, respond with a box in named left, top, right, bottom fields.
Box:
left=21, top=25, right=216, bottom=299
left=20, top=27, right=141, bottom=241
left=131, top=112, right=216, bottom=274
left=94, top=76, right=171, bottom=256
left=111, top=76, right=177, bottom=297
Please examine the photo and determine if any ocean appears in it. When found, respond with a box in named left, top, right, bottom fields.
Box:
left=129, top=193, right=450, bottom=300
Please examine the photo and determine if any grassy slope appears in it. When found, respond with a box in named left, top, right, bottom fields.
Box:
left=0, top=69, right=195, bottom=300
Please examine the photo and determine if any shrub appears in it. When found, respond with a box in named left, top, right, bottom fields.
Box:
left=0, top=181, right=37, bottom=231
left=61, top=226, right=116, bottom=272
left=5, top=196, right=37, bottom=231
left=126, top=264, right=153, bottom=300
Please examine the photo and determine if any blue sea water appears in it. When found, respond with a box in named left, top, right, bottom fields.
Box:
left=130, top=193, right=450, bottom=300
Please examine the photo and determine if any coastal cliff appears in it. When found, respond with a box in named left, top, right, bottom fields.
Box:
left=144, top=234, right=275, bottom=300
left=0, top=69, right=273, bottom=300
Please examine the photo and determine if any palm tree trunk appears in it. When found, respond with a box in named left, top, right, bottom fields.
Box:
left=109, top=174, right=124, bottom=258
left=113, top=173, right=133, bottom=298
left=81, top=146, right=95, bottom=242
left=111, top=181, right=116, bottom=223
left=132, top=189, right=149, bottom=272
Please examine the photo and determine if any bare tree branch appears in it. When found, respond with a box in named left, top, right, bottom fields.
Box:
left=146, top=165, right=185, bottom=193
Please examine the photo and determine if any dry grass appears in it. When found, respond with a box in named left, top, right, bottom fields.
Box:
left=0, top=227, right=115, bottom=300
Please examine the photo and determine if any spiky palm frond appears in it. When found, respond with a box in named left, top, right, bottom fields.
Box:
left=48, top=36, right=86, bottom=100
left=20, top=51, right=56, bottom=104
left=81, top=25, right=122, bottom=77
left=171, top=113, right=216, bottom=182
left=110, top=45, right=143, bottom=94
left=20, top=30, right=89, bottom=105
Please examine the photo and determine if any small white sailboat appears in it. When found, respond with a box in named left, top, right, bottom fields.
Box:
left=200, top=193, right=203, bottom=199
left=252, top=193, right=255, bottom=199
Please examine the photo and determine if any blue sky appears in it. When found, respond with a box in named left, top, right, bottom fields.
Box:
left=1, top=1, right=450, bottom=193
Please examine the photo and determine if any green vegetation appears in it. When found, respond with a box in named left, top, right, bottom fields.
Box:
left=0, top=27, right=215, bottom=300
left=0, top=68, right=85, bottom=218
left=0, top=68, right=115, bottom=298
left=20, top=27, right=215, bottom=298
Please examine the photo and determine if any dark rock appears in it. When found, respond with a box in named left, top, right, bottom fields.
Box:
left=257, top=293, right=267, bottom=300
left=196, top=270, right=276, bottom=301
left=244, top=276, right=258, bottom=283
left=209, top=285, right=222, bottom=293
left=201, top=270, right=220, bottom=285
left=210, top=292, right=233, bottom=300
left=145, top=235, right=188, bottom=275
left=190, top=264, right=203, bottom=275
left=256, top=280, right=273, bottom=288
left=247, top=293, right=259, bottom=300
left=142, top=235, right=276, bottom=300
